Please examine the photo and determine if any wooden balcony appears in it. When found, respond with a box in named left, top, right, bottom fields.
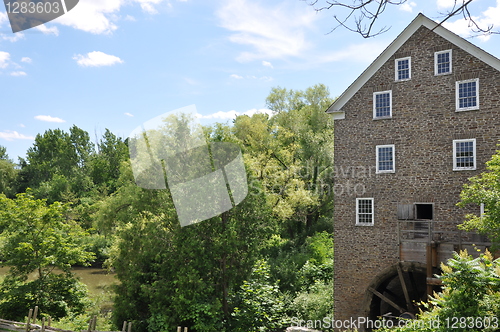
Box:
left=398, top=220, right=491, bottom=264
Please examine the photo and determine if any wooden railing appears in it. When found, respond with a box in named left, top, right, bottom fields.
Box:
left=0, top=307, right=131, bottom=332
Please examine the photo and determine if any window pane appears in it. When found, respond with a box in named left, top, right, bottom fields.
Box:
left=378, top=146, right=394, bottom=171
left=455, top=141, right=474, bottom=168
left=375, top=93, right=391, bottom=117
left=458, top=81, right=477, bottom=108
left=357, top=199, right=373, bottom=224
left=397, top=59, right=409, bottom=80
left=437, top=52, right=450, bottom=74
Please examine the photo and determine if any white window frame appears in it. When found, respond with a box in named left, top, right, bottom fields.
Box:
left=456, top=78, right=479, bottom=111
left=376, top=144, right=395, bottom=174
left=373, top=90, right=392, bottom=119
left=453, top=138, right=476, bottom=171
left=395, top=57, right=411, bottom=81
left=434, top=49, right=452, bottom=75
left=356, top=198, right=374, bottom=226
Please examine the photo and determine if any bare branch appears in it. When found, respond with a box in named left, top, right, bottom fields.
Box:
left=303, top=0, right=500, bottom=38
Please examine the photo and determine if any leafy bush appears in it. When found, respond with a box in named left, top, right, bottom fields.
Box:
left=288, top=281, right=333, bottom=322
left=231, top=260, right=286, bottom=332
left=379, top=249, right=500, bottom=332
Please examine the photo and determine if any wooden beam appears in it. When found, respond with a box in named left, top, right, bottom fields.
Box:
left=397, top=263, right=413, bottom=312
left=368, top=287, right=405, bottom=314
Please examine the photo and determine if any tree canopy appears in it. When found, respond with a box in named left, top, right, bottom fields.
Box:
left=458, top=145, right=500, bottom=247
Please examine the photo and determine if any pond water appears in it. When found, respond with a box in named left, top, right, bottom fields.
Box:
left=0, top=266, right=118, bottom=297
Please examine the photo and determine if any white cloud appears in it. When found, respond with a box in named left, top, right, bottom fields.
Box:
left=242, top=108, right=274, bottom=117
left=443, top=0, right=500, bottom=41
left=0, top=52, right=10, bottom=69
left=230, top=74, right=243, bottom=79
left=1, top=32, right=25, bottom=42
left=437, top=0, right=456, bottom=9
left=34, top=115, right=66, bottom=123
left=318, top=41, right=387, bottom=64
left=10, top=71, right=27, bottom=76
left=36, top=24, right=60, bottom=36
left=125, top=112, right=134, bottom=117
left=197, top=108, right=274, bottom=120
left=19, top=124, right=26, bottom=128
left=136, top=0, right=163, bottom=14
left=0, top=131, right=34, bottom=141
left=21, top=57, right=32, bottom=63
left=125, top=15, right=136, bottom=21
left=73, top=51, right=124, bottom=67
left=400, top=1, right=416, bottom=12
left=216, top=0, right=317, bottom=62
left=262, top=60, right=273, bottom=68
left=0, top=11, right=7, bottom=26
left=53, top=0, right=169, bottom=34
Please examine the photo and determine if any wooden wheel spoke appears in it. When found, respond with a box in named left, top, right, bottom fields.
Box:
left=397, top=263, right=413, bottom=312
left=368, top=287, right=406, bottom=314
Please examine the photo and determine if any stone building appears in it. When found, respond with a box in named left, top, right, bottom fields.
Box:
left=327, top=13, right=500, bottom=329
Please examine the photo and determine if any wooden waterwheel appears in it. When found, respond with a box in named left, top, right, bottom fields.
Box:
left=365, top=262, right=437, bottom=326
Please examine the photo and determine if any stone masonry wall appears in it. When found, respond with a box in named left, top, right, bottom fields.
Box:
left=334, top=26, right=500, bottom=323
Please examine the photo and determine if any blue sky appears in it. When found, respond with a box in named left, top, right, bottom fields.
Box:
left=1, top=0, right=500, bottom=160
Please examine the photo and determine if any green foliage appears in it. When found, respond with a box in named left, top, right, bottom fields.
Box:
left=458, top=145, right=500, bottom=247
left=232, top=84, right=335, bottom=237
left=20, top=126, right=93, bottom=195
left=0, top=193, right=94, bottom=320
left=433, top=250, right=500, bottom=331
left=379, top=250, right=500, bottom=332
left=231, top=260, right=286, bottom=332
left=0, top=159, right=17, bottom=198
left=288, top=281, right=333, bottom=322
left=89, top=129, right=129, bottom=194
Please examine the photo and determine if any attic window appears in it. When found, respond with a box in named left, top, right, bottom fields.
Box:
left=435, top=50, right=452, bottom=75
left=373, top=90, right=392, bottom=119
left=395, top=57, right=411, bottom=81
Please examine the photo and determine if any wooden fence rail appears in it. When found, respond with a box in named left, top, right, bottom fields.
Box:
left=0, top=307, right=131, bottom=332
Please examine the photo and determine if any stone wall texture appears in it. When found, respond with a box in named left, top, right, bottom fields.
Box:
left=333, top=25, right=500, bottom=324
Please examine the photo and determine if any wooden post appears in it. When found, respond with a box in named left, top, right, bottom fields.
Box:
left=33, top=306, right=39, bottom=324
left=48, top=317, right=52, bottom=327
left=122, top=321, right=127, bottom=332
left=41, top=317, right=46, bottom=332
left=127, top=321, right=132, bottom=332
left=87, top=316, right=93, bottom=332
left=25, top=308, right=33, bottom=332
left=177, top=327, right=181, bottom=332
left=183, top=328, right=188, bottom=332
left=426, top=244, right=433, bottom=297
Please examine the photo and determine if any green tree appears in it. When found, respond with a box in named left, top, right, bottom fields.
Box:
left=90, top=129, right=129, bottom=194
left=0, top=193, right=94, bottom=320
left=19, top=126, right=94, bottom=201
left=458, top=145, right=500, bottom=247
left=102, top=113, right=275, bottom=332
left=0, top=146, right=17, bottom=197
left=231, top=260, right=285, bottom=332
left=0, top=146, right=10, bottom=161
left=233, top=84, right=334, bottom=239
